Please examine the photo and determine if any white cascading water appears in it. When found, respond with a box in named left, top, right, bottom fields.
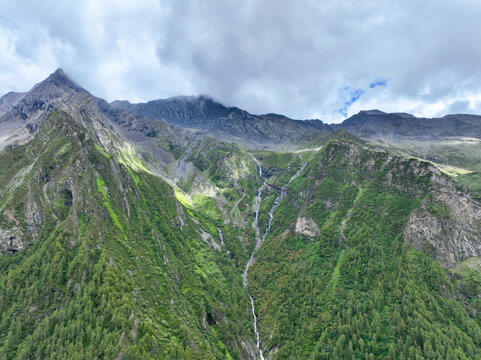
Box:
left=242, top=164, right=267, bottom=359
left=249, top=295, right=264, bottom=360
left=243, top=163, right=305, bottom=359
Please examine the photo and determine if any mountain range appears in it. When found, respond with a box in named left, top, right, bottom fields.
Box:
left=110, top=92, right=481, bottom=147
left=1, top=69, right=481, bottom=359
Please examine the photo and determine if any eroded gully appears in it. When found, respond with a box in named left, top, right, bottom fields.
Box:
left=242, top=163, right=306, bottom=359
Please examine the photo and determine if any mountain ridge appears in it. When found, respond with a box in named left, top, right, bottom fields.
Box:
left=111, top=92, right=481, bottom=148
left=2, top=69, right=481, bottom=359
left=111, top=95, right=330, bottom=149
left=4, top=68, right=481, bottom=151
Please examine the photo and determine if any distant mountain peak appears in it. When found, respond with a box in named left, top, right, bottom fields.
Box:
left=358, top=109, right=385, bottom=115
left=52, top=67, right=67, bottom=77
left=33, top=68, right=87, bottom=94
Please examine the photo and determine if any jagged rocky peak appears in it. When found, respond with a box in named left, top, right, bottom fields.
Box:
left=111, top=94, right=222, bottom=123
left=112, top=94, right=219, bottom=109
left=3, top=68, right=92, bottom=134
left=341, top=108, right=481, bottom=139
left=15, top=68, right=90, bottom=115
left=31, top=68, right=87, bottom=94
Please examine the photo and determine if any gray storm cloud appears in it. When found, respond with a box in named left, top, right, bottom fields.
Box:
left=1, top=0, right=481, bottom=123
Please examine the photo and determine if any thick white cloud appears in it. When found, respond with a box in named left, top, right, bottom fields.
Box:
left=1, top=0, right=481, bottom=122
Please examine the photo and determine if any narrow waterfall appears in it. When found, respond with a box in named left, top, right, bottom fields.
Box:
left=242, top=163, right=305, bottom=359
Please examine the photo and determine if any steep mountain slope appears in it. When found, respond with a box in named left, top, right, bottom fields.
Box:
left=366, top=136, right=481, bottom=198
left=0, top=70, right=274, bottom=359
left=339, top=110, right=481, bottom=197
left=0, top=109, right=258, bottom=359
left=0, top=69, right=190, bottom=158
left=1, top=70, right=481, bottom=360
left=111, top=97, right=481, bottom=198
left=1, top=69, right=263, bottom=218
left=0, top=70, right=263, bottom=256
left=247, top=136, right=481, bottom=359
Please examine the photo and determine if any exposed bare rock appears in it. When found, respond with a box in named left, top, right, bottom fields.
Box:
left=25, top=195, right=44, bottom=241
left=240, top=340, right=258, bottom=360
left=404, top=188, right=481, bottom=268
left=0, top=228, right=24, bottom=254
left=200, top=230, right=221, bottom=251
left=201, top=311, right=210, bottom=330
left=175, top=201, right=186, bottom=228
left=111, top=96, right=331, bottom=150
left=295, top=215, right=320, bottom=238
left=0, top=91, right=26, bottom=116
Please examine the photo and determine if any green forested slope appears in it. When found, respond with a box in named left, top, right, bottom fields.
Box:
left=0, top=110, right=255, bottom=359
left=249, top=139, right=481, bottom=359
left=1, top=110, right=481, bottom=360
left=367, top=137, right=481, bottom=199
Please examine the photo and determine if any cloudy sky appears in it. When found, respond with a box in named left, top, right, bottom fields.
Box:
left=1, top=0, right=481, bottom=123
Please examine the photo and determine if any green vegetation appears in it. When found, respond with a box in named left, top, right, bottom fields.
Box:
left=95, top=143, right=111, bottom=159
left=369, top=137, right=481, bottom=197
left=96, top=176, right=125, bottom=234
left=328, top=249, right=345, bottom=295
left=426, top=201, right=451, bottom=219
left=0, top=110, right=254, bottom=359
left=248, top=140, right=481, bottom=359
left=2, top=110, right=481, bottom=359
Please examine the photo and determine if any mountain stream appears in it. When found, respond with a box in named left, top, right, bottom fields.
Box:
left=242, top=163, right=306, bottom=359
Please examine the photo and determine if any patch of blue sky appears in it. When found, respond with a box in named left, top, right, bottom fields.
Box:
left=338, top=88, right=365, bottom=117
left=337, top=79, right=388, bottom=117
left=369, top=79, right=388, bottom=88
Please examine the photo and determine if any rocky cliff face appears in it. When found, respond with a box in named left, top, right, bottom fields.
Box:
left=0, top=69, right=96, bottom=150
left=404, top=169, right=481, bottom=267
left=5, top=69, right=88, bottom=132
left=0, top=69, right=202, bottom=176
left=242, top=137, right=481, bottom=358
left=0, top=228, right=24, bottom=253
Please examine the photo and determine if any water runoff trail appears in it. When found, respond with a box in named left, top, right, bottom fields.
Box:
left=242, top=163, right=307, bottom=359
